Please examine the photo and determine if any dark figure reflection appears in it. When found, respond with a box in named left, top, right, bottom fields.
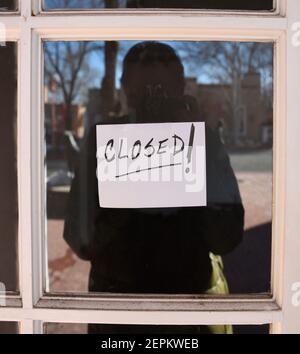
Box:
left=63, top=42, right=244, bottom=334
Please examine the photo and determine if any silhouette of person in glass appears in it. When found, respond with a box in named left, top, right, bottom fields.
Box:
left=64, top=42, right=244, bottom=334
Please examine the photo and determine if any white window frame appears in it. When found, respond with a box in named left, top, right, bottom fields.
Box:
left=0, top=0, right=300, bottom=334
left=37, top=0, right=282, bottom=16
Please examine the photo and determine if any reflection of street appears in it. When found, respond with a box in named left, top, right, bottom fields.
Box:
left=225, top=149, right=272, bottom=295
left=230, top=149, right=273, bottom=230
left=230, top=149, right=272, bottom=173
left=47, top=149, right=272, bottom=294
left=47, top=159, right=90, bottom=291
left=236, top=171, right=272, bottom=229
left=48, top=219, right=90, bottom=292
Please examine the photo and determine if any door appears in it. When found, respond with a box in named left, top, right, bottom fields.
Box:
left=0, top=0, right=299, bottom=334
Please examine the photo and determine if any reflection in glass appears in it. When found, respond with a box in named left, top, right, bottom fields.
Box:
left=43, top=0, right=274, bottom=11
left=0, top=0, right=17, bottom=11
left=0, top=43, right=18, bottom=293
left=45, top=40, right=273, bottom=298
left=44, top=323, right=270, bottom=335
left=0, top=322, right=18, bottom=334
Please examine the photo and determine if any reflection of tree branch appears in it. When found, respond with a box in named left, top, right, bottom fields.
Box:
left=45, top=41, right=105, bottom=129
left=180, top=41, right=272, bottom=86
left=45, top=44, right=68, bottom=101
left=179, top=41, right=273, bottom=143
left=45, top=0, right=113, bottom=9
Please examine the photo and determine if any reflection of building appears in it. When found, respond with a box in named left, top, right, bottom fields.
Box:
left=186, top=72, right=273, bottom=147
left=44, top=103, right=86, bottom=151
left=86, top=71, right=272, bottom=148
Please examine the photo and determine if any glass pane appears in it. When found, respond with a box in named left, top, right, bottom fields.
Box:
left=0, top=0, right=18, bottom=11
left=45, top=40, right=273, bottom=295
left=0, top=43, right=18, bottom=293
left=44, top=323, right=270, bottom=334
left=0, top=322, right=18, bottom=334
left=43, top=0, right=274, bottom=11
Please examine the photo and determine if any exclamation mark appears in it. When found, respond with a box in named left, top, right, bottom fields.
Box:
left=185, top=123, right=195, bottom=174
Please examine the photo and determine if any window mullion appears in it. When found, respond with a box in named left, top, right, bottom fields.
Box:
left=19, top=0, right=36, bottom=311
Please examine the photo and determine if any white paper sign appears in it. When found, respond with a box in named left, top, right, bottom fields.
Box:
left=96, top=122, right=206, bottom=208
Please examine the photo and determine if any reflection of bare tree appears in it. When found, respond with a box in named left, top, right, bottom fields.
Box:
left=44, top=1, right=121, bottom=125
left=180, top=42, right=273, bottom=144
left=44, top=0, right=126, bottom=8
left=44, top=42, right=103, bottom=129
left=45, top=0, right=105, bottom=8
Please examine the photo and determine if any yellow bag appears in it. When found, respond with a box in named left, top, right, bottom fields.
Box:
left=205, top=253, right=233, bottom=335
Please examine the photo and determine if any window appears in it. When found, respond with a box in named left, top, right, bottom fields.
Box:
left=42, top=0, right=274, bottom=11
left=0, top=0, right=300, bottom=335
left=0, top=0, right=18, bottom=12
left=43, top=323, right=270, bottom=334
left=45, top=40, right=273, bottom=296
left=0, top=43, right=19, bottom=296
left=0, top=322, right=19, bottom=334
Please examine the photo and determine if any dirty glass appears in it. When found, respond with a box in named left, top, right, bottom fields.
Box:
left=45, top=40, right=273, bottom=296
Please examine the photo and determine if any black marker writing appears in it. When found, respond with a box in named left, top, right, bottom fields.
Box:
left=157, top=139, right=169, bottom=155
left=116, top=162, right=182, bottom=179
left=132, top=140, right=142, bottom=160
left=185, top=124, right=195, bottom=173
left=104, top=139, right=115, bottom=162
left=118, top=139, right=129, bottom=160
left=144, top=138, right=155, bottom=158
left=173, top=135, right=185, bottom=156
